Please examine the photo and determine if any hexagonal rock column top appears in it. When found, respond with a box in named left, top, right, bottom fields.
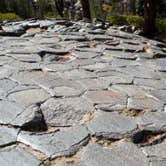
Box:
left=128, top=96, right=165, bottom=111
left=7, top=87, right=50, bottom=107
left=0, top=100, right=24, bottom=124
left=142, top=140, right=166, bottom=160
left=87, top=111, right=137, bottom=139
left=0, top=126, right=19, bottom=147
left=0, top=146, right=41, bottom=166
left=18, top=126, right=89, bottom=158
left=40, top=97, right=94, bottom=127
left=83, top=89, right=127, bottom=108
left=136, top=111, right=166, bottom=131
left=81, top=142, right=149, bottom=166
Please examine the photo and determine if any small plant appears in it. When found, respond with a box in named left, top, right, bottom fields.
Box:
left=0, top=13, right=21, bottom=21
left=156, top=18, right=166, bottom=33
left=106, top=15, right=127, bottom=25
left=44, top=12, right=60, bottom=19
left=126, top=15, right=144, bottom=29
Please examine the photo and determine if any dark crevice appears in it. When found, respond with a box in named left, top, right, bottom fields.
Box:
left=20, top=107, right=48, bottom=132
left=131, top=130, right=166, bottom=147
left=91, top=135, right=120, bottom=146
left=118, top=108, right=146, bottom=117
left=0, top=141, right=17, bottom=148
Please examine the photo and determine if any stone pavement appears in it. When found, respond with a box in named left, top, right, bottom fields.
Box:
left=0, top=20, right=166, bottom=166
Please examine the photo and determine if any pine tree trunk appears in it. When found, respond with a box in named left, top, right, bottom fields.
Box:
left=144, top=0, right=157, bottom=36
left=80, top=0, right=91, bottom=20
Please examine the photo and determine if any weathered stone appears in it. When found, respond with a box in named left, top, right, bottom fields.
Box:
left=35, top=78, right=84, bottom=97
left=0, top=79, right=17, bottom=97
left=20, top=105, right=47, bottom=132
left=7, top=53, right=41, bottom=62
left=111, top=58, right=139, bottom=67
left=81, top=62, right=109, bottom=71
left=11, top=70, right=59, bottom=85
left=6, top=60, right=41, bottom=71
left=18, top=126, right=89, bottom=158
left=136, top=112, right=166, bottom=131
left=77, top=78, right=110, bottom=90
left=134, top=78, right=166, bottom=90
left=0, top=100, right=24, bottom=124
left=142, top=141, right=166, bottom=159
left=41, top=63, right=74, bottom=72
left=60, top=35, right=87, bottom=42
left=151, top=160, right=166, bottom=166
left=84, top=90, right=127, bottom=108
left=60, top=69, right=96, bottom=80
left=150, top=90, right=166, bottom=103
left=81, top=142, right=149, bottom=166
left=128, top=96, right=164, bottom=111
left=72, top=51, right=100, bottom=59
left=103, top=50, right=137, bottom=60
left=0, top=126, right=19, bottom=147
left=87, top=111, right=137, bottom=138
left=0, top=67, right=13, bottom=79
left=41, top=97, right=94, bottom=126
left=117, top=66, right=161, bottom=80
left=1, top=20, right=166, bottom=164
left=112, top=85, right=149, bottom=97
left=100, top=75, right=133, bottom=85
left=7, top=87, right=50, bottom=107
left=0, top=146, right=41, bottom=166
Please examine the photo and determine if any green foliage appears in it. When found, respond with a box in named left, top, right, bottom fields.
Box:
left=44, top=12, right=60, bottom=19
left=156, top=19, right=166, bottom=33
left=107, top=15, right=144, bottom=28
left=107, top=14, right=166, bottom=34
left=107, top=15, right=127, bottom=25
left=126, top=15, right=144, bottom=29
left=0, top=13, right=21, bottom=21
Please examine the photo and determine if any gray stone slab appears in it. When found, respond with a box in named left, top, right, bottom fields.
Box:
left=0, top=79, right=17, bottom=97
left=11, top=70, right=59, bottom=85
left=59, top=69, right=96, bottom=80
left=150, top=90, right=166, bottom=103
left=53, top=163, right=84, bottom=166
left=41, top=97, right=94, bottom=126
left=111, top=84, right=149, bottom=97
left=7, top=53, right=41, bottom=62
left=42, top=63, right=74, bottom=72
left=18, top=126, right=89, bottom=158
left=35, top=78, right=84, bottom=97
left=81, top=62, right=109, bottom=71
left=136, top=111, right=166, bottom=131
left=0, top=100, right=24, bottom=124
left=0, top=55, right=13, bottom=65
left=0, top=146, right=41, bottom=166
left=7, top=87, right=50, bottom=107
left=117, top=66, right=161, bottom=80
left=83, top=90, right=127, bottom=108
left=142, top=141, right=166, bottom=159
left=103, top=50, right=137, bottom=60
left=60, top=35, right=87, bottom=42
left=5, top=60, right=41, bottom=71
left=87, top=111, right=137, bottom=138
left=134, top=78, right=166, bottom=90
left=100, top=75, right=133, bottom=85
left=72, top=51, right=100, bottom=59
left=128, top=96, right=164, bottom=111
left=0, top=67, right=13, bottom=79
left=81, top=142, right=149, bottom=166
left=77, top=78, right=110, bottom=90
left=0, top=126, right=19, bottom=147
left=151, top=160, right=166, bottom=166
left=111, top=58, right=139, bottom=67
